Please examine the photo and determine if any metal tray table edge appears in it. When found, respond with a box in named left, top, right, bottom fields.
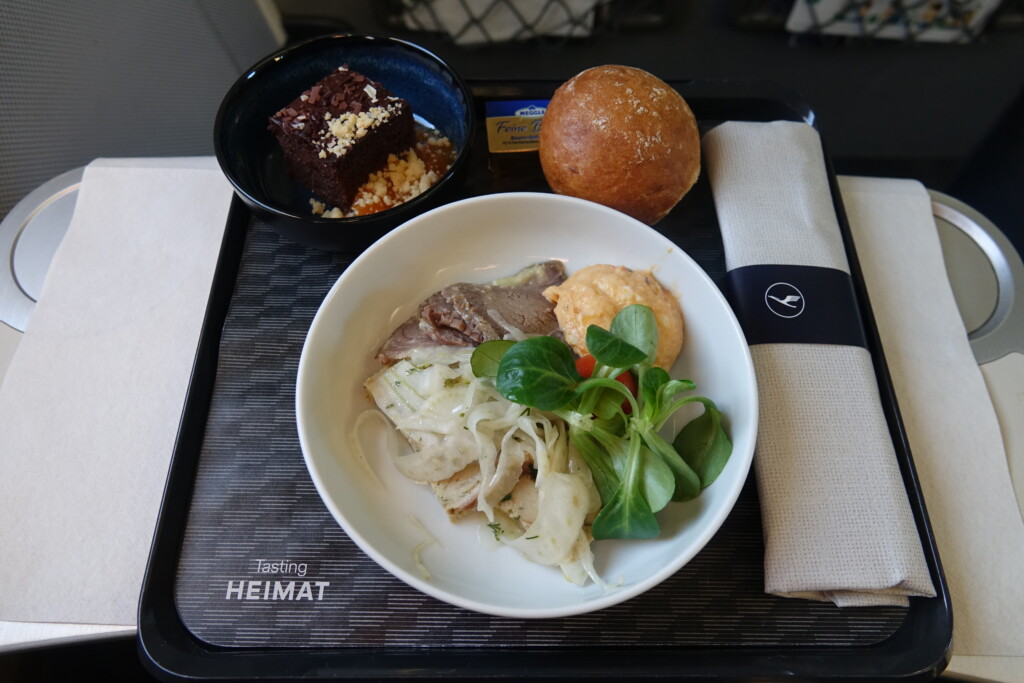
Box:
left=137, top=79, right=952, bottom=681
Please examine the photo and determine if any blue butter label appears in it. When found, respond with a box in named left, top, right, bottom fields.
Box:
left=485, top=99, right=549, bottom=153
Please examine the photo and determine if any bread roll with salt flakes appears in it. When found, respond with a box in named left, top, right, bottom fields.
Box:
left=539, top=65, right=700, bottom=225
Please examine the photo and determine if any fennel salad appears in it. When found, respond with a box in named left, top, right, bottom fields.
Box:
left=360, top=263, right=732, bottom=586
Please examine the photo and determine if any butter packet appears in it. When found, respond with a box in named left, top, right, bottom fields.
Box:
left=485, top=100, right=548, bottom=153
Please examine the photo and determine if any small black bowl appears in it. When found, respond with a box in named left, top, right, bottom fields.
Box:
left=214, top=34, right=476, bottom=252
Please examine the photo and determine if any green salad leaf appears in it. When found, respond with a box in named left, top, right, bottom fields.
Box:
left=471, top=304, right=733, bottom=540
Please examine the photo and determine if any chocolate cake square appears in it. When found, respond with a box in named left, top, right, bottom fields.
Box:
left=268, top=66, right=415, bottom=213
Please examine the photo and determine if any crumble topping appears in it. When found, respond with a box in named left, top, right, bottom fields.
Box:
left=311, top=133, right=454, bottom=218
left=319, top=105, right=397, bottom=158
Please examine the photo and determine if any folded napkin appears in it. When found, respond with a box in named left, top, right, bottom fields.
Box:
left=0, top=157, right=233, bottom=626
left=702, top=121, right=935, bottom=606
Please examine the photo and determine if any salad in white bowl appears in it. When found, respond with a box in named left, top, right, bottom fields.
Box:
left=296, top=192, right=757, bottom=618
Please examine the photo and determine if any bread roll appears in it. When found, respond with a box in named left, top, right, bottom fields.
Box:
left=539, top=65, right=700, bottom=225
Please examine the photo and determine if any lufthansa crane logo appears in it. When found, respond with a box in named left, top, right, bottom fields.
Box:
left=765, top=282, right=805, bottom=319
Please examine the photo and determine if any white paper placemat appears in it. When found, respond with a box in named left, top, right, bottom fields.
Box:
left=839, top=175, right=1024, bottom=661
left=0, top=157, right=232, bottom=626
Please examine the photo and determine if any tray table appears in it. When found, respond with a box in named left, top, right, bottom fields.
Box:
left=137, top=80, right=951, bottom=680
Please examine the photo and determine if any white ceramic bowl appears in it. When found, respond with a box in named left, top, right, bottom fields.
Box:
left=296, top=192, right=757, bottom=618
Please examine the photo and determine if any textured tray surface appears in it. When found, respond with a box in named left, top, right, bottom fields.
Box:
left=173, top=178, right=908, bottom=648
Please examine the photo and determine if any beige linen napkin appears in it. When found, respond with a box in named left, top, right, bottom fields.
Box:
left=0, top=157, right=232, bottom=626
left=702, top=121, right=935, bottom=606
left=839, top=176, right=1024, bottom=663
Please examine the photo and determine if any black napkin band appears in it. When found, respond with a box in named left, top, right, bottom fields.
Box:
left=725, top=265, right=868, bottom=348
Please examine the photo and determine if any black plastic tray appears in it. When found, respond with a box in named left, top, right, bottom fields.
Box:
left=137, top=80, right=951, bottom=680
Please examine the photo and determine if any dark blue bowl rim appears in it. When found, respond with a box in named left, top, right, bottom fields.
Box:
left=213, top=33, right=477, bottom=226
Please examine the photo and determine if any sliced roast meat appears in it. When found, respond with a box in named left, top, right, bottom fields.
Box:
left=376, top=261, right=567, bottom=364
left=371, top=316, right=474, bottom=364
